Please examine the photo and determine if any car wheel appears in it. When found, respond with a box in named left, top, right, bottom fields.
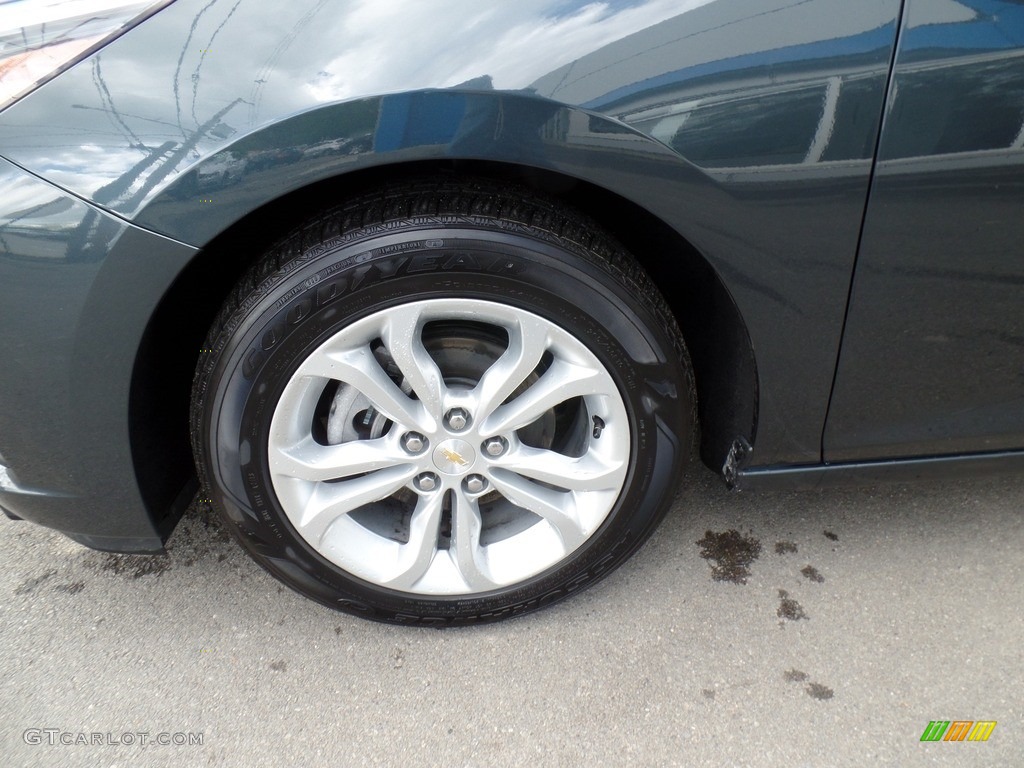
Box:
left=191, top=179, right=695, bottom=625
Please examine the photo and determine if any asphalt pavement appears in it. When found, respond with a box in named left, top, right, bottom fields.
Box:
left=2, top=465, right=1021, bottom=767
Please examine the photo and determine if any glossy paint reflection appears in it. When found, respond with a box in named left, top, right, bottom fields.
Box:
left=0, top=0, right=900, bottom=214
left=0, top=0, right=696, bottom=211
left=0, top=167, right=120, bottom=262
left=534, top=0, right=897, bottom=174
left=882, top=0, right=1024, bottom=162
left=826, top=0, right=1024, bottom=460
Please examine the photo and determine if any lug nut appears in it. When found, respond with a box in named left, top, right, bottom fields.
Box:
left=445, top=408, right=470, bottom=431
left=402, top=432, right=427, bottom=454
left=465, top=475, right=487, bottom=494
left=415, top=473, right=439, bottom=492
left=482, top=437, right=507, bottom=457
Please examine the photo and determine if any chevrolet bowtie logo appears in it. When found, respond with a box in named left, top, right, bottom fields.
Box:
left=441, top=448, right=469, bottom=466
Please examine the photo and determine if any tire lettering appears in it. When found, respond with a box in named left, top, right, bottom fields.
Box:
left=337, top=598, right=373, bottom=614
left=315, top=280, right=341, bottom=307
left=350, top=256, right=409, bottom=290
left=243, top=348, right=265, bottom=378
left=407, top=253, right=445, bottom=273
left=287, top=298, right=312, bottom=326
left=443, top=253, right=480, bottom=270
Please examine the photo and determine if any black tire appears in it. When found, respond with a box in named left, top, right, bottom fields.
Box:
left=191, top=179, right=695, bottom=626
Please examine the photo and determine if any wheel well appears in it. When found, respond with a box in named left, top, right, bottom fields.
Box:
left=129, top=160, right=756, bottom=530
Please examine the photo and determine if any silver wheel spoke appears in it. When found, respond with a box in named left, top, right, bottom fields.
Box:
left=269, top=298, right=630, bottom=595
left=482, top=358, right=600, bottom=435
left=298, top=466, right=417, bottom=546
left=381, top=308, right=447, bottom=420
left=488, top=470, right=585, bottom=551
left=383, top=491, right=446, bottom=590
left=471, top=315, right=549, bottom=420
left=271, top=435, right=408, bottom=482
left=498, top=445, right=624, bottom=492
left=452, top=486, right=500, bottom=591
left=302, top=345, right=433, bottom=433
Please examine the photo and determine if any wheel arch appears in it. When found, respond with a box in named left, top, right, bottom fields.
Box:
left=129, top=98, right=758, bottom=532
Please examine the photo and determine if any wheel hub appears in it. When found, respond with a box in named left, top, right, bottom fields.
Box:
left=432, top=438, right=476, bottom=476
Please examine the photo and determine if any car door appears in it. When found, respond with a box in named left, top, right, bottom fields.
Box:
left=825, top=0, right=1024, bottom=461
